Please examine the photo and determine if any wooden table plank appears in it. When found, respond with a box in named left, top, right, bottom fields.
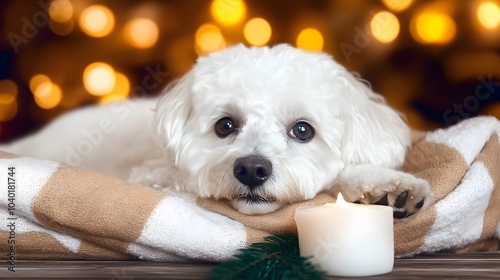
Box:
left=2, top=252, right=499, bottom=279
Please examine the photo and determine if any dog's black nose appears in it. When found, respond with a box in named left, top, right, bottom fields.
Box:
left=233, top=156, right=272, bottom=190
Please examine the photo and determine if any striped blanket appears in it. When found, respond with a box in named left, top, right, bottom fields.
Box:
left=1, top=116, right=499, bottom=262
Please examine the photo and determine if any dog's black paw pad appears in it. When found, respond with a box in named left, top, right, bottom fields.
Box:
left=393, top=210, right=407, bottom=219
left=394, top=191, right=408, bottom=208
left=415, top=198, right=425, bottom=209
left=374, top=195, right=388, bottom=206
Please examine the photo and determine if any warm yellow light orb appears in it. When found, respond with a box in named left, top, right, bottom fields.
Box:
left=0, top=93, right=16, bottom=105
left=83, top=62, right=116, bottom=96
left=0, top=79, right=18, bottom=97
left=195, top=24, right=226, bottom=54
left=371, top=11, right=400, bottom=43
left=0, top=94, right=17, bottom=122
left=49, top=0, right=74, bottom=23
left=124, top=18, right=159, bottom=49
left=244, top=17, right=272, bottom=46
left=296, top=28, right=324, bottom=51
left=0, top=80, right=18, bottom=121
left=477, top=2, right=500, bottom=29
left=381, top=0, right=413, bottom=12
left=411, top=12, right=456, bottom=44
left=49, top=19, right=74, bottom=36
left=30, top=74, right=51, bottom=94
left=34, top=82, right=62, bottom=109
left=198, top=32, right=225, bottom=53
left=99, top=72, right=130, bottom=104
left=211, top=0, right=246, bottom=26
left=79, top=5, right=115, bottom=37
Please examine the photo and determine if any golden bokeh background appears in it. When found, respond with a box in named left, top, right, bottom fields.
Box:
left=0, top=0, right=499, bottom=142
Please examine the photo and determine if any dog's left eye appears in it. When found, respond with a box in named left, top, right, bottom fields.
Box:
left=215, top=117, right=236, bottom=138
left=288, top=121, right=315, bottom=143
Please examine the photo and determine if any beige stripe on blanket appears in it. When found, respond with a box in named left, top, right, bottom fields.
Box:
left=33, top=164, right=164, bottom=257
left=477, top=134, right=500, bottom=239
left=394, top=140, right=466, bottom=255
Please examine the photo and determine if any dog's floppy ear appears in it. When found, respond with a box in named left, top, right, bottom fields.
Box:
left=154, top=71, right=194, bottom=153
left=337, top=71, right=410, bottom=168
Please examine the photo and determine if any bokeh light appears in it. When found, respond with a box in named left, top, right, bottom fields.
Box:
left=411, top=12, right=456, bottom=44
left=0, top=80, right=18, bottom=122
left=83, top=62, right=116, bottom=96
left=49, top=0, right=74, bottom=23
left=370, top=11, right=400, bottom=43
left=477, top=2, right=500, bottom=29
left=30, top=74, right=51, bottom=93
left=124, top=18, right=159, bottom=49
left=244, top=17, right=272, bottom=46
left=211, top=0, right=246, bottom=26
left=49, top=19, right=74, bottom=36
left=99, top=72, right=130, bottom=104
left=382, top=0, right=414, bottom=12
left=195, top=23, right=226, bottom=55
left=296, top=27, right=324, bottom=51
left=79, top=5, right=115, bottom=38
left=0, top=94, right=17, bottom=122
left=34, top=82, right=62, bottom=109
left=0, top=79, right=18, bottom=98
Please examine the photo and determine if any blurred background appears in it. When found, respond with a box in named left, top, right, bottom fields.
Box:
left=0, top=0, right=499, bottom=143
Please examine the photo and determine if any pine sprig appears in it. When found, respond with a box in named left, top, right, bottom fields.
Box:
left=209, top=234, right=326, bottom=280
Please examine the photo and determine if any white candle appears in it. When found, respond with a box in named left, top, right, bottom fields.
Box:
left=295, top=193, right=394, bottom=277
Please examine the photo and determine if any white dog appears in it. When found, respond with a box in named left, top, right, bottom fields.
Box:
left=1, top=44, right=430, bottom=217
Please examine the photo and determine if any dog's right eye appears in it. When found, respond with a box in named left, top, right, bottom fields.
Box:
left=215, top=117, right=236, bottom=138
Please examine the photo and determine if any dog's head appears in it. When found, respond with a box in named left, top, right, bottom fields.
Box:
left=155, top=44, right=409, bottom=214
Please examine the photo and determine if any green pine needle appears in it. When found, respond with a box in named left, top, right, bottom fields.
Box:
left=209, top=234, right=326, bottom=280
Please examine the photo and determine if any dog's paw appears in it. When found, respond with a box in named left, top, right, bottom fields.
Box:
left=357, top=176, right=430, bottom=219
left=337, top=165, right=431, bottom=219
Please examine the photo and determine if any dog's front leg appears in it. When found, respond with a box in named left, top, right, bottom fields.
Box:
left=333, top=164, right=431, bottom=219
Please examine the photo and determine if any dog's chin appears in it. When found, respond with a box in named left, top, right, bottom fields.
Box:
left=231, top=200, right=281, bottom=214
left=231, top=195, right=281, bottom=214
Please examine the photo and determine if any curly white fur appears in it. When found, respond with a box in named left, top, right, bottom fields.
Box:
left=1, top=44, right=430, bottom=215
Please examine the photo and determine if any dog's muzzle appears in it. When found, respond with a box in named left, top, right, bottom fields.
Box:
left=233, top=155, right=272, bottom=190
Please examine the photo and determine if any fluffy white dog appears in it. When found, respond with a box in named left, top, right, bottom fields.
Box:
left=1, top=44, right=430, bottom=218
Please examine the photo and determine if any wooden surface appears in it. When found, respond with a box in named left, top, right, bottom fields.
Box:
left=2, top=252, right=499, bottom=279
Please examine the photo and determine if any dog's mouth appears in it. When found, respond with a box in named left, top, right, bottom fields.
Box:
left=237, top=192, right=276, bottom=204
left=232, top=192, right=280, bottom=214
